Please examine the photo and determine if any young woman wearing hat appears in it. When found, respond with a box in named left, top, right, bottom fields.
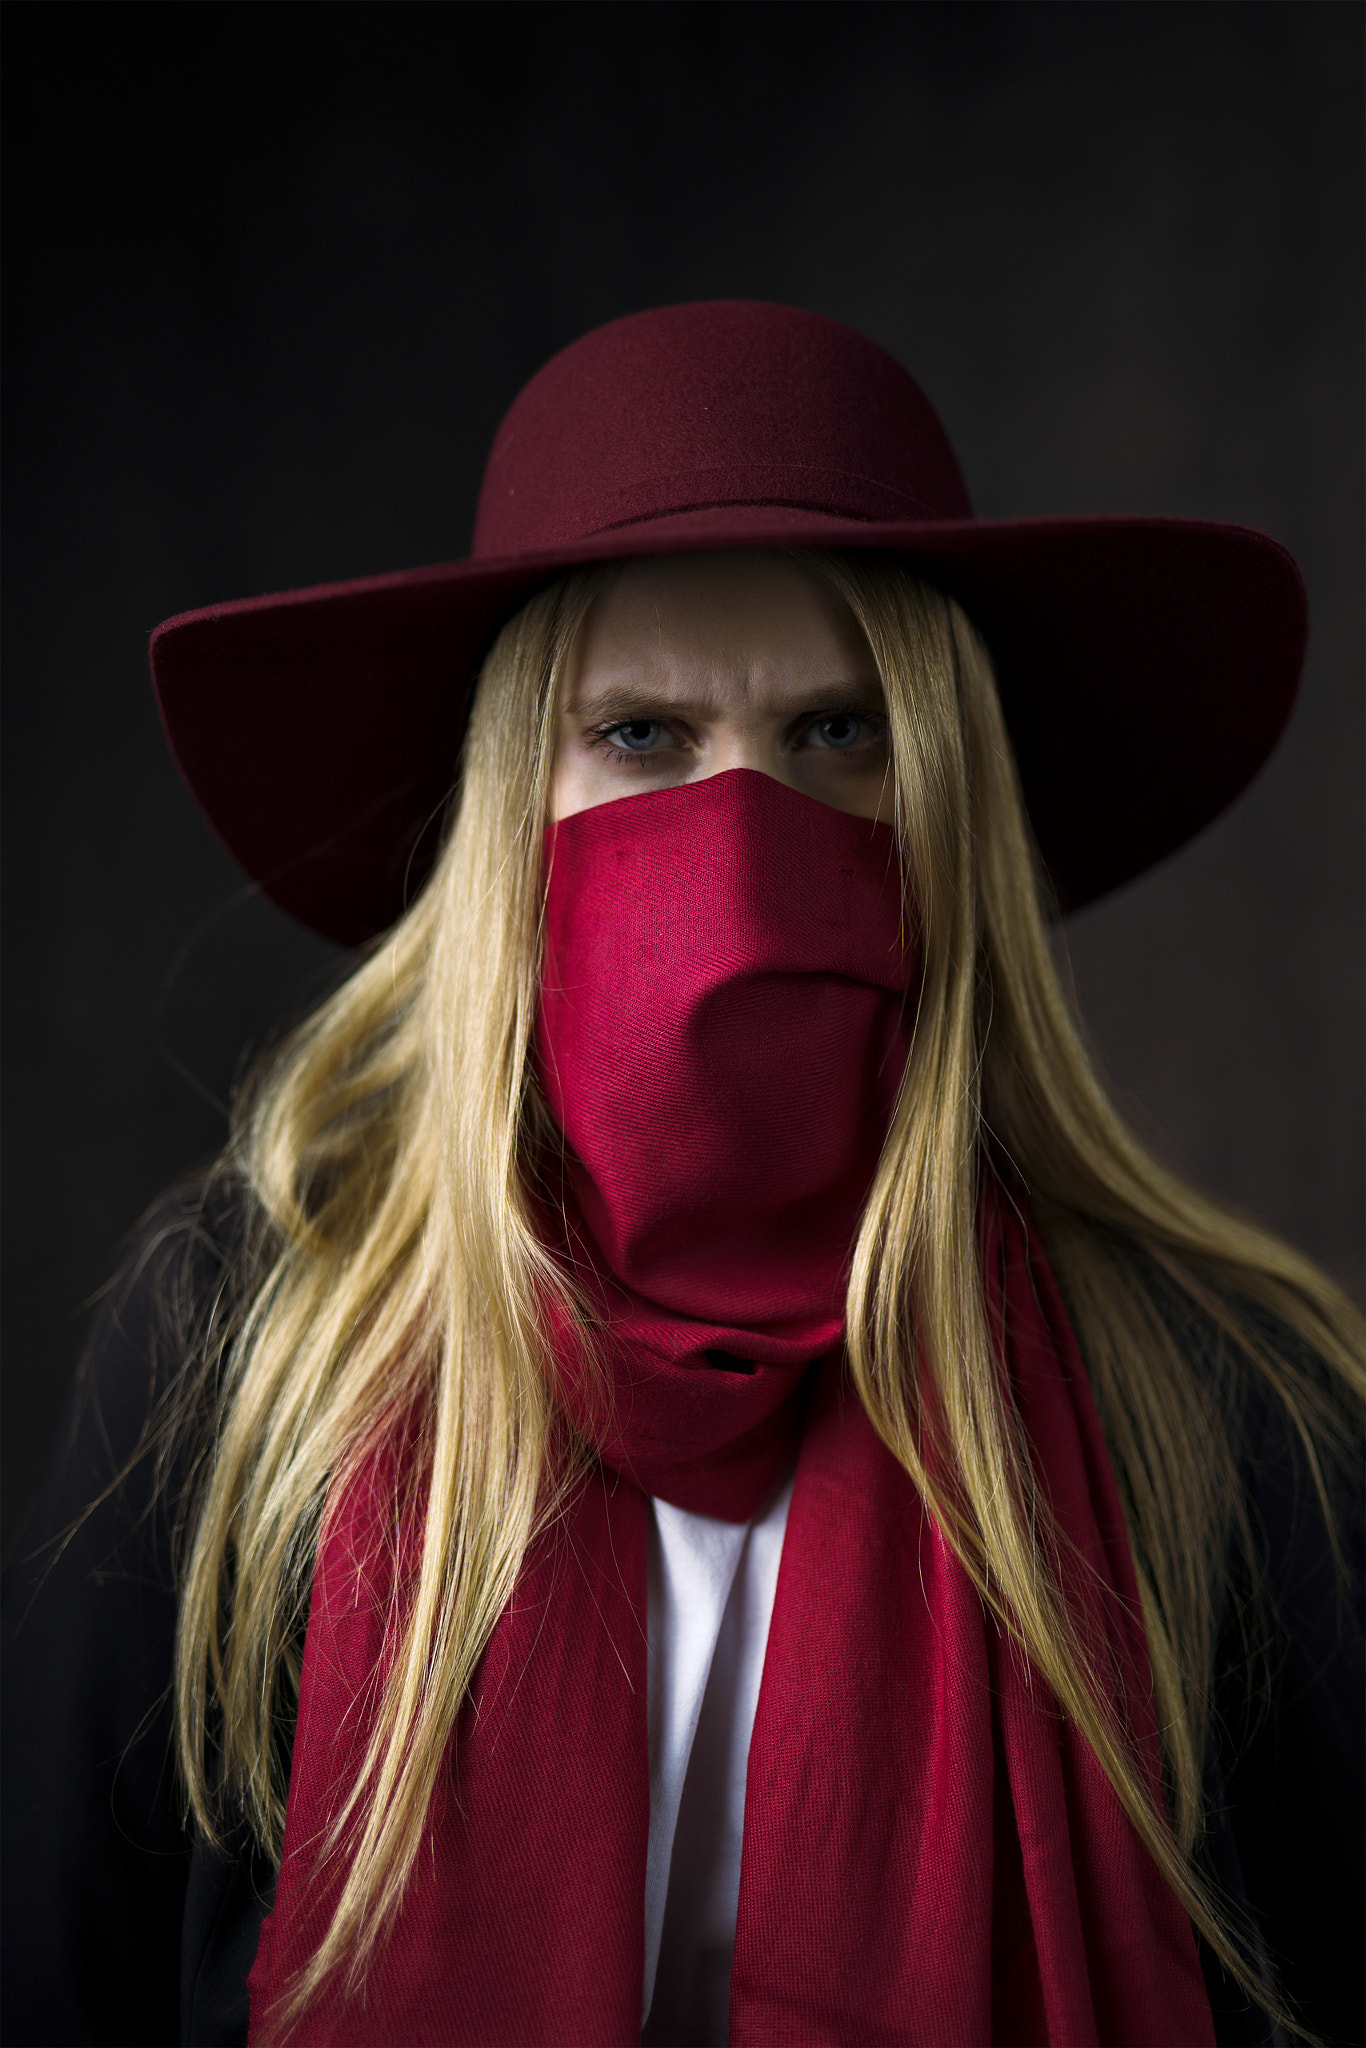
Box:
left=4, top=303, right=1361, bottom=2048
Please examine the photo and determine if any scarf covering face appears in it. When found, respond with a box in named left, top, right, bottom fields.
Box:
left=249, top=771, right=1214, bottom=2047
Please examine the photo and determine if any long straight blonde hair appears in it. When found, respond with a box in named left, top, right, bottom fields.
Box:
left=169, top=552, right=1361, bottom=2021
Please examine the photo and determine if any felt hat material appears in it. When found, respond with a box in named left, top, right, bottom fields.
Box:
left=150, top=301, right=1307, bottom=944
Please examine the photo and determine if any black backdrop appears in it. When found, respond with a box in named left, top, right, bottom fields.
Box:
left=4, top=1, right=1362, bottom=1553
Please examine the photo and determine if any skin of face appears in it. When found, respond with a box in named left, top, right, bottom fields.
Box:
left=549, top=552, right=894, bottom=826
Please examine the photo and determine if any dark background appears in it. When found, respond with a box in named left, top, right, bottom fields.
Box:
left=4, top=1, right=1362, bottom=1554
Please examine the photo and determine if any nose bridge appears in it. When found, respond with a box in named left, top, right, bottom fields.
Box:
left=696, top=672, right=798, bottom=787
left=707, top=700, right=780, bottom=779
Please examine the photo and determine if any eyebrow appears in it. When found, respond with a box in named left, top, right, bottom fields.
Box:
left=563, top=679, right=888, bottom=724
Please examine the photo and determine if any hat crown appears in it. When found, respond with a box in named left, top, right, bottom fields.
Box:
left=471, top=301, right=972, bottom=558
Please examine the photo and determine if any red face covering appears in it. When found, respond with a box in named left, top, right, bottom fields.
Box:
left=250, top=771, right=1215, bottom=2048
left=534, top=767, right=915, bottom=1517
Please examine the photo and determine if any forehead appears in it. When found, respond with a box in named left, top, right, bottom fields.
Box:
left=565, top=552, right=877, bottom=702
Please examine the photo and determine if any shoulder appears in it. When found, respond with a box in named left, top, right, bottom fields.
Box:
left=7, top=1166, right=267, bottom=1620
left=1122, top=1248, right=1362, bottom=1560
left=95, top=1167, right=263, bottom=1392
left=77, top=1169, right=266, bottom=1496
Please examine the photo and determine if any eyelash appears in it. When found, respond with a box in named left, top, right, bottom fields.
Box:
left=586, top=720, right=674, bottom=767
left=587, top=714, right=888, bottom=766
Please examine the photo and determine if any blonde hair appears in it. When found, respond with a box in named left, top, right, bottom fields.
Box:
left=169, top=553, right=1361, bottom=2023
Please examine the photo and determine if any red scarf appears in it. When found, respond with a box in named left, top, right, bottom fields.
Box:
left=249, top=773, right=1214, bottom=2046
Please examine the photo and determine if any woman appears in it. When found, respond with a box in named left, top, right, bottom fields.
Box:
left=4, top=302, right=1361, bottom=2048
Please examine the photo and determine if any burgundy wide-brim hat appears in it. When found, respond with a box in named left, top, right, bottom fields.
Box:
left=151, top=301, right=1307, bottom=945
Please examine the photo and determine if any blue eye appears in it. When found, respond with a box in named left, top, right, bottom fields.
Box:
left=607, top=719, right=668, bottom=753
left=804, top=713, right=884, bottom=751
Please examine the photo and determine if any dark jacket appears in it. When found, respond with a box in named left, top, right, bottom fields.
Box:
left=3, top=1195, right=1362, bottom=2048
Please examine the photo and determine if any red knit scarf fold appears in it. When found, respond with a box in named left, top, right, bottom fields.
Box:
left=248, top=774, right=1214, bottom=2046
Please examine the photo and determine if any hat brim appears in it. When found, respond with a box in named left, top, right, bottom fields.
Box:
left=150, top=509, right=1307, bottom=945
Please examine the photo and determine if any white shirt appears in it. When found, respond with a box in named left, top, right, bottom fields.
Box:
left=641, top=1472, right=795, bottom=2046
